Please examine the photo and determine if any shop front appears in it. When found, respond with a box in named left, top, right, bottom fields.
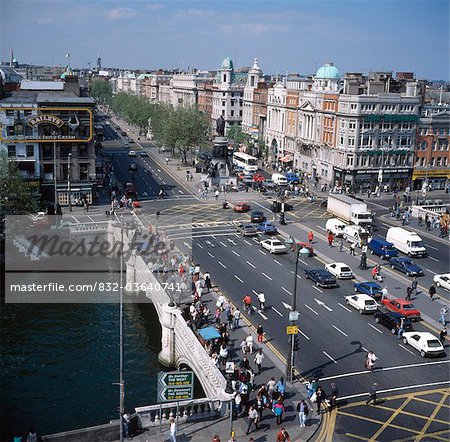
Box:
left=412, top=169, right=450, bottom=191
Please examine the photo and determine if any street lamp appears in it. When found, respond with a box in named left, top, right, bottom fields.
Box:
left=68, top=153, right=72, bottom=212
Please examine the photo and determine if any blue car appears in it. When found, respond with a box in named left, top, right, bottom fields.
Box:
left=285, top=173, right=299, bottom=184
left=354, top=281, right=383, bottom=300
left=257, top=221, right=278, bottom=235
left=389, top=257, right=424, bottom=276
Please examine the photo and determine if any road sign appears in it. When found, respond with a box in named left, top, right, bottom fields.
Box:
left=157, top=371, right=194, bottom=402
left=286, top=325, right=299, bottom=335
left=289, top=311, right=299, bottom=321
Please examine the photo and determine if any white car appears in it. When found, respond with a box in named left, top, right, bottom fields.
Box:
left=260, top=239, right=287, bottom=254
left=402, top=332, right=445, bottom=358
left=128, top=150, right=136, bottom=157
left=345, top=294, right=378, bottom=314
left=433, top=274, right=450, bottom=291
left=31, top=212, right=47, bottom=222
left=325, top=262, right=354, bottom=279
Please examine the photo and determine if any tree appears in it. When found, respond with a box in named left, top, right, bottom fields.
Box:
left=227, top=125, right=249, bottom=145
left=91, top=80, right=112, bottom=105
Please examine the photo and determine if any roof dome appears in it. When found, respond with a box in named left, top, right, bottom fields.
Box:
left=221, top=56, right=234, bottom=70
left=249, top=58, right=263, bottom=74
left=316, top=63, right=340, bottom=79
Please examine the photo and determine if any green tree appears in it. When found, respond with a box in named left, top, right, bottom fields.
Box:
left=227, top=125, right=249, bottom=145
left=91, top=80, right=112, bottom=105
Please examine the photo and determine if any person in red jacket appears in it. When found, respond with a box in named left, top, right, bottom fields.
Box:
left=327, top=231, right=334, bottom=248
left=276, top=428, right=291, bottom=441
left=308, top=230, right=314, bottom=243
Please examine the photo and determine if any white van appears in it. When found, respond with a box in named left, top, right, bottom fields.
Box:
left=386, top=227, right=427, bottom=257
left=271, top=173, right=288, bottom=186
left=326, top=218, right=347, bottom=237
left=343, top=225, right=369, bottom=246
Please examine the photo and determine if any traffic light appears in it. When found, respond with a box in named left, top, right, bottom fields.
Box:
left=293, top=335, right=300, bottom=351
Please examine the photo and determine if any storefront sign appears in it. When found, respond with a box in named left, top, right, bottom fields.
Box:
left=363, top=114, right=417, bottom=123
left=28, top=114, right=64, bottom=128
left=412, top=169, right=450, bottom=178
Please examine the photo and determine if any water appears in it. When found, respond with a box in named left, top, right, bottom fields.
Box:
left=0, top=270, right=163, bottom=439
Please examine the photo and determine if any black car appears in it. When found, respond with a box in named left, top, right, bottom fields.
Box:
left=304, top=269, right=337, bottom=288
left=250, top=211, right=266, bottom=223
left=374, top=311, right=413, bottom=335
left=270, top=201, right=293, bottom=213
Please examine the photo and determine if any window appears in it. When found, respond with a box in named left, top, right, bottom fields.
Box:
left=347, top=155, right=354, bottom=167
left=7, top=145, right=16, bottom=157
left=339, top=135, right=345, bottom=145
left=349, top=121, right=356, bottom=130
left=7, top=126, right=15, bottom=136
left=437, top=157, right=442, bottom=166
left=222, top=100, right=225, bottom=107
left=231, top=93, right=234, bottom=98
left=222, top=110, right=225, bottom=116
left=24, top=110, right=33, bottom=117
left=6, top=110, right=14, bottom=117
left=231, top=110, right=234, bottom=117
left=239, top=110, right=242, bottom=117
left=439, top=128, right=446, bottom=136
left=350, top=104, right=357, bottom=110
left=26, top=145, right=34, bottom=157
left=348, top=137, right=355, bottom=147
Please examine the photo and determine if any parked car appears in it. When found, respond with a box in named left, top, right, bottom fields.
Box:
left=368, top=238, right=398, bottom=259
left=236, top=223, right=258, bottom=236
left=124, top=142, right=129, bottom=148
left=374, top=311, right=413, bottom=334
left=295, top=242, right=314, bottom=257
left=270, top=201, right=293, bottom=213
left=402, top=332, right=445, bottom=357
left=260, top=239, right=287, bottom=254
left=31, top=212, right=47, bottom=222
left=285, top=172, right=299, bottom=184
left=250, top=211, right=266, bottom=223
left=325, top=262, right=354, bottom=279
left=381, top=298, right=421, bottom=320
left=354, top=282, right=383, bottom=300
left=325, top=218, right=346, bottom=237
left=257, top=221, right=278, bottom=235
left=252, top=173, right=266, bottom=183
left=128, top=150, right=137, bottom=157
left=304, top=269, right=338, bottom=288
left=263, top=179, right=275, bottom=189
left=389, top=257, right=423, bottom=276
left=345, top=294, right=379, bottom=314
left=433, top=273, right=450, bottom=290
left=233, top=202, right=251, bottom=213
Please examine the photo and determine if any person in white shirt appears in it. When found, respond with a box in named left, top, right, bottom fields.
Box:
left=169, top=416, right=176, bottom=442
left=381, top=286, right=388, bottom=301
left=246, top=335, right=254, bottom=354
left=254, top=348, right=265, bottom=374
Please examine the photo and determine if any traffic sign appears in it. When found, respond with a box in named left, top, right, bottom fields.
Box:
left=157, top=371, right=194, bottom=403
left=289, top=311, right=299, bottom=321
left=286, top=325, right=299, bottom=335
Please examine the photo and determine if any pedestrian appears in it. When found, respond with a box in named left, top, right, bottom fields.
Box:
left=276, top=428, right=291, bottom=442
left=257, top=292, right=266, bottom=311
left=254, top=348, right=264, bottom=374
left=122, top=412, right=132, bottom=440
left=439, top=306, right=448, bottom=325
left=349, top=242, right=356, bottom=256
left=406, top=286, right=413, bottom=301
left=329, top=382, right=339, bottom=410
left=429, top=285, right=436, bottom=301
left=204, top=271, right=212, bottom=292
left=246, top=405, right=259, bottom=434
left=365, top=350, right=378, bottom=372
left=338, top=239, right=344, bottom=252
left=166, top=157, right=169, bottom=165
left=411, top=277, right=418, bottom=295
left=26, top=430, right=38, bottom=442
left=297, top=399, right=309, bottom=427
left=212, top=435, right=221, bottom=442
left=273, top=399, right=285, bottom=425
left=327, top=231, right=334, bottom=248
left=169, top=416, right=177, bottom=442
left=366, top=383, right=378, bottom=405
left=233, top=308, right=241, bottom=330
left=275, top=377, right=286, bottom=397
left=381, top=286, right=388, bottom=301
left=267, top=376, right=276, bottom=403
left=307, top=378, right=318, bottom=399
left=257, top=325, right=264, bottom=343
left=316, top=386, right=325, bottom=413
left=418, top=214, right=423, bottom=226
left=439, top=327, right=447, bottom=345
left=240, top=339, right=249, bottom=355
left=215, top=189, right=220, bottom=200
left=234, top=392, right=241, bottom=419
left=398, top=317, right=405, bottom=340
left=308, top=230, right=314, bottom=243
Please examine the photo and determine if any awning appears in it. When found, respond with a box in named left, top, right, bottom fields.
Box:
left=280, top=155, right=294, bottom=163
left=197, top=326, right=221, bottom=341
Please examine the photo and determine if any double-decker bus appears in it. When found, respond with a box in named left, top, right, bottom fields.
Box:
left=232, top=152, right=258, bottom=173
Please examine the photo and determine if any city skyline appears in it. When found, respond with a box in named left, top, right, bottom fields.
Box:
left=1, top=0, right=448, bottom=80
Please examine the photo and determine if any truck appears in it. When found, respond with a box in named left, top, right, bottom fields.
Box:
left=327, top=194, right=373, bottom=227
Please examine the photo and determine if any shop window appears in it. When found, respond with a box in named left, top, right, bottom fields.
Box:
left=26, top=145, right=34, bottom=157
left=7, top=145, right=16, bottom=157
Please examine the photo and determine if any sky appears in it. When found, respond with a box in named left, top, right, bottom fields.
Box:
left=1, top=0, right=449, bottom=80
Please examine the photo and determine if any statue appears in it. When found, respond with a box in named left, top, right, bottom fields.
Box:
left=216, top=116, right=225, bottom=137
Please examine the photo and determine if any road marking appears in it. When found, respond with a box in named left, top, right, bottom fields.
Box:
left=258, top=310, right=268, bottom=320
left=157, top=169, right=161, bottom=172
left=246, top=261, right=256, bottom=269
left=183, top=241, right=192, bottom=250
left=243, top=239, right=252, bottom=245
left=368, top=323, right=383, bottom=334
left=362, top=346, right=369, bottom=353
left=218, top=261, right=226, bottom=268
left=299, top=330, right=310, bottom=340
left=178, top=190, right=183, bottom=194
left=323, top=351, right=338, bottom=364
left=399, top=343, right=415, bottom=355
left=427, top=244, right=438, bottom=251
left=197, top=243, right=204, bottom=249
left=282, top=301, right=292, bottom=310
left=316, top=225, right=326, bottom=231
left=332, top=325, right=348, bottom=337
left=259, top=250, right=267, bottom=256
left=429, top=256, right=439, bottom=262
left=281, top=287, right=293, bottom=296
left=320, top=360, right=450, bottom=382
left=338, top=302, right=352, bottom=313
left=207, top=252, right=215, bottom=258
left=299, top=259, right=309, bottom=266
left=234, top=275, right=244, bottom=283
left=232, top=250, right=240, bottom=257
left=382, top=222, right=391, bottom=228
left=315, top=298, right=333, bottom=311
left=273, top=259, right=283, bottom=267
left=312, top=286, right=323, bottom=293
left=338, top=381, right=450, bottom=401
left=271, top=306, right=283, bottom=317
left=425, top=268, right=437, bottom=275
left=262, top=272, right=272, bottom=280
left=304, top=304, right=319, bottom=315
left=219, top=241, right=228, bottom=247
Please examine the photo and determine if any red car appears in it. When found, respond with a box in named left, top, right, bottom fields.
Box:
left=233, top=202, right=251, bottom=213
left=295, top=242, right=314, bottom=256
left=381, top=298, right=421, bottom=320
left=252, top=173, right=266, bottom=183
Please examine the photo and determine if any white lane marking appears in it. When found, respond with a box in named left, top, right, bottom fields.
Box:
left=273, top=259, right=283, bottom=267
left=235, top=275, right=244, bottom=283
left=320, top=360, right=450, bottom=384
left=243, top=239, right=252, bottom=246
left=197, top=243, right=204, bottom=249
left=183, top=241, right=192, bottom=250
left=282, top=301, right=292, bottom=310
left=316, top=225, right=326, bottom=231
left=382, top=222, right=391, bottom=228
left=157, top=169, right=161, bottom=172
left=71, top=215, right=80, bottom=223
left=232, top=250, right=240, bottom=257
left=271, top=306, right=283, bottom=317
left=246, top=261, right=256, bottom=269
left=304, top=304, right=319, bottom=315
left=338, top=302, right=352, bottom=313
left=162, top=180, right=166, bottom=184
left=332, top=325, right=348, bottom=337
left=362, top=346, right=369, bottom=353
left=258, top=310, right=268, bottom=320
left=299, top=330, right=310, bottom=340
left=252, top=290, right=259, bottom=295
left=207, top=252, right=215, bottom=258
left=425, top=268, right=437, bottom=275
left=281, top=286, right=293, bottom=296
left=399, top=343, right=415, bottom=355
left=313, top=286, right=323, bottom=293
left=178, top=190, right=183, bottom=194
left=291, top=271, right=302, bottom=278
left=259, top=250, right=267, bottom=256
left=323, top=351, right=338, bottom=364
left=262, top=272, right=272, bottom=280
left=219, top=241, right=228, bottom=247
left=368, top=323, right=383, bottom=334
left=339, top=381, right=450, bottom=401
left=427, top=244, right=438, bottom=251
left=429, top=256, right=439, bottom=262
left=252, top=237, right=260, bottom=243
left=219, top=261, right=226, bottom=268
left=300, top=259, right=309, bottom=266
left=315, top=298, right=333, bottom=311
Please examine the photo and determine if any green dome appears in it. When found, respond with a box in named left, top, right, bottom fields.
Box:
left=316, top=63, right=340, bottom=79
left=221, top=56, right=234, bottom=70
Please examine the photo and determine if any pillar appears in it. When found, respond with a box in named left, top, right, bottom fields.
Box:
left=125, top=249, right=136, bottom=294
left=158, top=303, right=177, bottom=367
